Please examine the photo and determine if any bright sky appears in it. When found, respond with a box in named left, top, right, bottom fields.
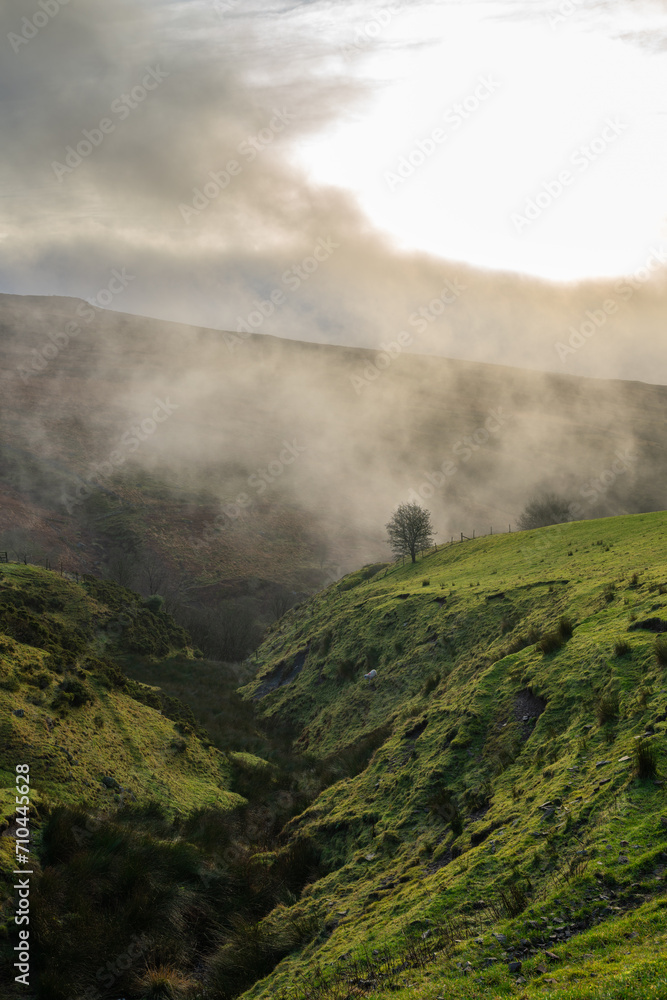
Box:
left=289, top=0, right=667, bottom=281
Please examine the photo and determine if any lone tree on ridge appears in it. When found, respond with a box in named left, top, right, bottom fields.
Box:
left=386, top=502, right=435, bottom=563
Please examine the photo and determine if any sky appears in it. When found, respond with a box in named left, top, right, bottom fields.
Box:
left=0, top=0, right=666, bottom=381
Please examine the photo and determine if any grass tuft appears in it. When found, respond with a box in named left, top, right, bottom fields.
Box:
left=634, top=739, right=658, bottom=779
left=656, top=635, right=667, bottom=667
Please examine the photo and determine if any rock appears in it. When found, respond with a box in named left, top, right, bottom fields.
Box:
left=545, top=950, right=560, bottom=961
left=508, top=961, right=522, bottom=973
left=595, top=760, right=611, bottom=768
left=13, top=709, right=25, bottom=718
left=101, top=775, right=120, bottom=790
left=535, top=964, right=547, bottom=975
left=493, top=933, right=507, bottom=944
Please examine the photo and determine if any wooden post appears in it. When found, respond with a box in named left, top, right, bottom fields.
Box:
left=473, top=529, right=475, bottom=539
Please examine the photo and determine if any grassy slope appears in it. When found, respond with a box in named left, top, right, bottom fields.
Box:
left=0, top=564, right=240, bottom=826
left=0, top=564, right=253, bottom=999
left=239, top=512, right=667, bottom=1000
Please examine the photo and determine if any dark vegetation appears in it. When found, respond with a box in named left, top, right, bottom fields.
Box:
left=32, top=802, right=327, bottom=1000
left=517, top=492, right=574, bottom=530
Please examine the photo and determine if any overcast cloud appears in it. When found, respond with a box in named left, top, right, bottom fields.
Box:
left=0, top=0, right=665, bottom=382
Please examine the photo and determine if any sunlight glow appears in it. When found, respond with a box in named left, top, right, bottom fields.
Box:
left=293, top=2, right=667, bottom=281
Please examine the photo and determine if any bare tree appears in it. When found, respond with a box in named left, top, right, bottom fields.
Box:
left=139, top=549, right=170, bottom=595
left=517, top=493, right=574, bottom=530
left=105, top=547, right=139, bottom=589
left=270, top=590, right=297, bottom=621
left=386, top=502, right=434, bottom=563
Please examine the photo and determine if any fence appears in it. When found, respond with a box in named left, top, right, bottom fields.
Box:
left=389, top=524, right=515, bottom=568
left=0, top=552, right=72, bottom=576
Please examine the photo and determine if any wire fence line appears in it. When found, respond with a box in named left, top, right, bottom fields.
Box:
left=388, top=523, right=515, bottom=568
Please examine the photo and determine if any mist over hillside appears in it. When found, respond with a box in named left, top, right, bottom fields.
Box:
left=0, top=293, right=664, bottom=608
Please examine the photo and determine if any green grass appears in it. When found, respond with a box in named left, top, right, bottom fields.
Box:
left=0, top=565, right=239, bottom=827
left=235, top=512, right=667, bottom=1000
left=2, top=513, right=667, bottom=1000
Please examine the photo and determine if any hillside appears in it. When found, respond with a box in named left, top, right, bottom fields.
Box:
left=0, top=565, right=243, bottom=824
left=0, top=565, right=251, bottom=999
left=2, top=499, right=667, bottom=996
left=234, top=511, right=667, bottom=1000
left=1, top=293, right=666, bottom=617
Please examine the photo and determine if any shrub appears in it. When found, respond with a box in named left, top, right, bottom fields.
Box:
left=423, top=672, right=440, bottom=696
left=604, top=583, right=616, bottom=603
left=427, top=787, right=462, bottom=834
left=34, top=807, right=207, bottom=1000
left=421, top=579, right=430, bottom=587
left=656, top=636, right=667, bottom=667
left=539, top=631, right=564, bottom=655
left=517, top=493, right=573, bottom=530
left=596, top=690, right=620, bottom=726
left=53, top=675, right=94, bottom=708
left=134, top=965, right=192, bottom=999
left=142, top=594, right=165, bottom=614
left=629, top=572, right=640, bottom=588
left=26, top=670, right=52, bottom=689
left=634, top=739, right=658, bottom=779
left=558, top=616, right=574, bottom=640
